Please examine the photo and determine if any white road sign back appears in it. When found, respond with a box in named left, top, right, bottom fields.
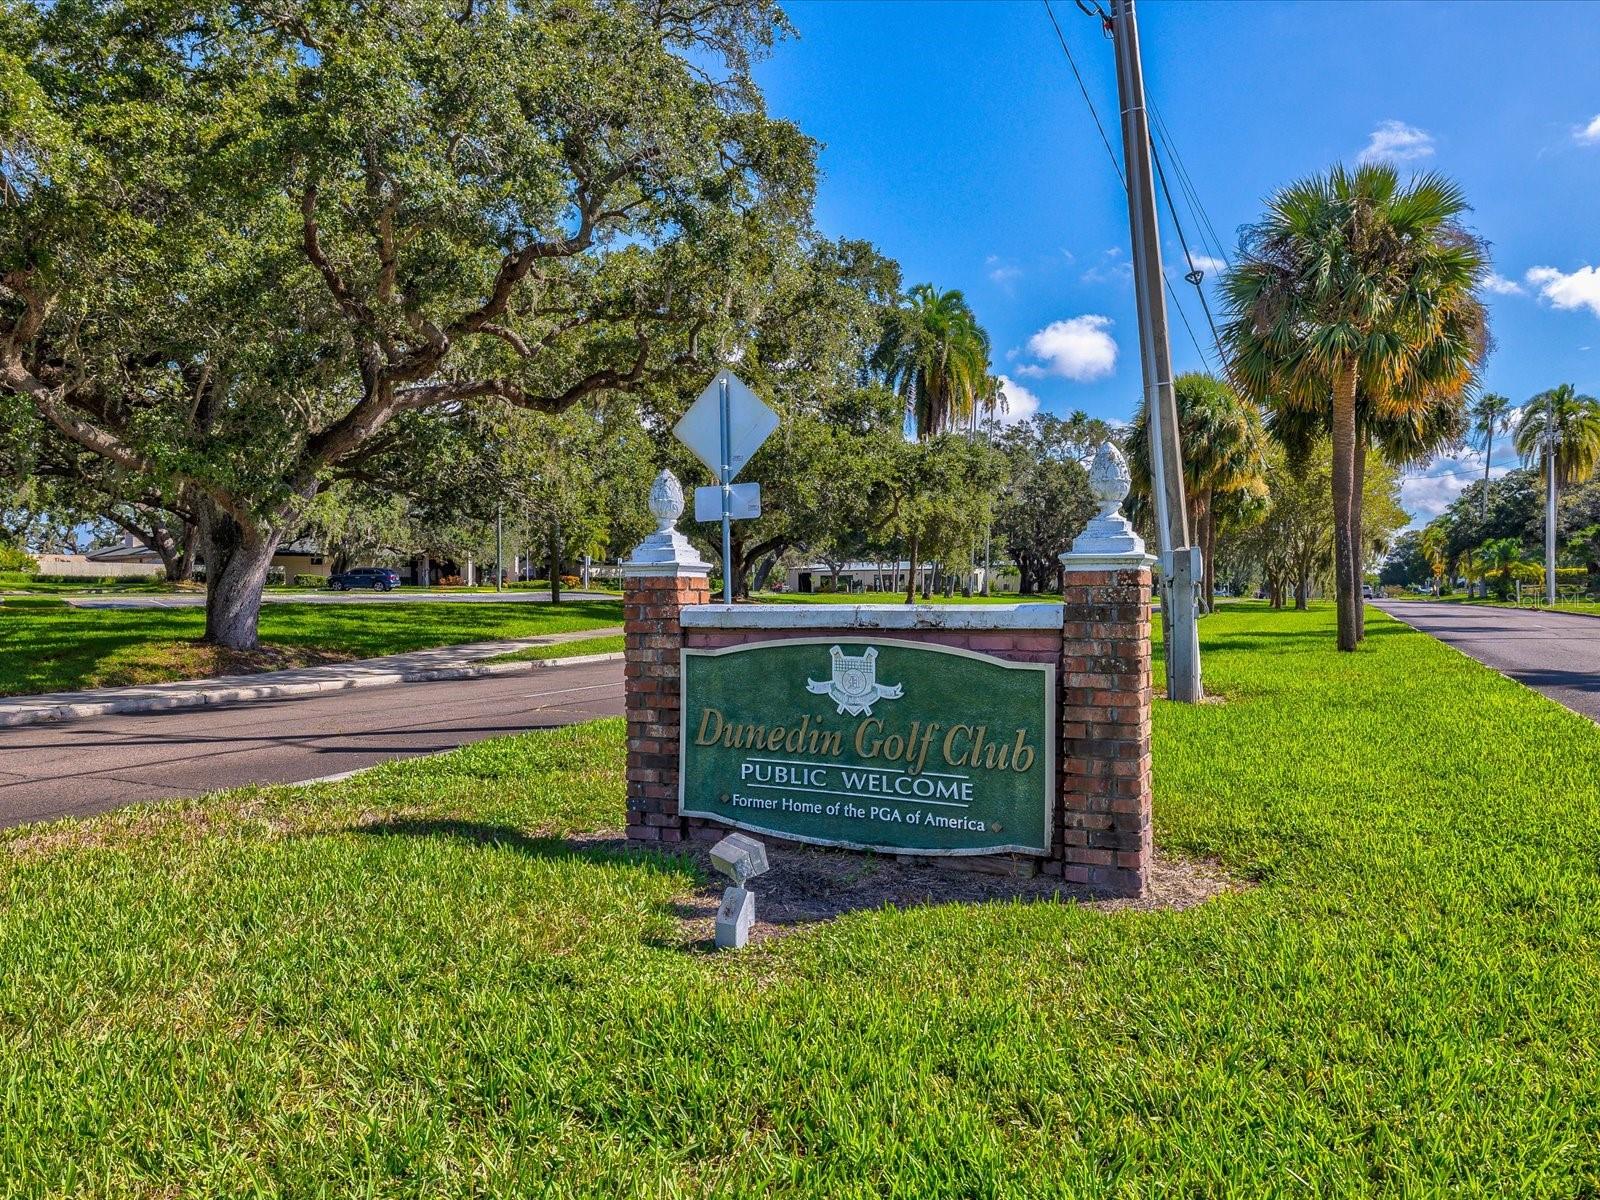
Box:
left=673, top=369, right=777, bottom=482
left=695, top=483, right=760, bottom=522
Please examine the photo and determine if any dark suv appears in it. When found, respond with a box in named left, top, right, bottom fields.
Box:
left=328, top=566, right=402, bottom=592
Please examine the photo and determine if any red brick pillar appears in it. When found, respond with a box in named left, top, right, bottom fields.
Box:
left=1058, top=442, right=1156, bottom=897
left=1059, top=564, right=1153, bottom=895
left=621, top=470, right=710, bottom=846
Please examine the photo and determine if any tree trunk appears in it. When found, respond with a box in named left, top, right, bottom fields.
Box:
left=105, top=507, right=196, bottom=584
left=1330, top=367, right=1361, bottom=651
left=1192, top=488, right=1213, bottom=613
left=1295, top=571, right=1309, bottom=610
left=752, top=552, right=779, bottom=593
left=548, top=521, right=561, bottom=604
left=1351, top=437, right=1368, bottom=642
left=904, top=529, right=918, bottom=605
left=169, top=519, right=197, bottom=583
left=1203, top=487, right=1217, bottom=612
left=199, top=504, right=278, bottom=650
left=1481, top=426, right=1493, bottom=522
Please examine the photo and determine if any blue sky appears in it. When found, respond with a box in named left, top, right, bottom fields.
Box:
left=754, top=0, right=1600, bottom=523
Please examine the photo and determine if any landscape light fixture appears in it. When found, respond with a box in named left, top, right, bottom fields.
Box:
left=710, top=833, right=769, bottom=949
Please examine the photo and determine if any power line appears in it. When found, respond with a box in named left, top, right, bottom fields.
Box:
left=1149, top=133, right=1225, bottom=358
left=1040, top=0, right=1213, bottom=369
left=1150, top=103, right=1230, bottom=269
left=1401, top=461, right=1523, bottom=482
left=1042, top=0, right=1122, bottom=188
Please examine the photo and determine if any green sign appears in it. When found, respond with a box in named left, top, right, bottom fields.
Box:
left=680, top=637, right=1055, bottom=855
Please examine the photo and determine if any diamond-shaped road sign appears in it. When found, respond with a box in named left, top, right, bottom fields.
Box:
left=672, top=369, right=777, bottom=484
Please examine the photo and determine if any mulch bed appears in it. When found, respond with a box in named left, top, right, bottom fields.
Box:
left=658, top=838, right=1241, bottom=948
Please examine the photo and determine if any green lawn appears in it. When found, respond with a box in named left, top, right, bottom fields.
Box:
left=4, top=602, right=1598, bottom=1193
left=488, top=633, right=626, bottom=662
left=0, top=571, right=185, bottom=596
left=0, top=598, right=623, bottom=696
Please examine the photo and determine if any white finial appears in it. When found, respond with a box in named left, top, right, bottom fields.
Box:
left=1088, top=441, right=1132, bottom=516
left=622, top=468, right=710, bottom=576
left=648, top=469, right=684, bottom=533
left=1060, top=440, right=1153, bottom=567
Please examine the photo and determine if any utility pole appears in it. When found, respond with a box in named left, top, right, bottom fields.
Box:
left=1110, top=0, right=1202, bottom=702
left=1545, top=391, right=1557, bottom=607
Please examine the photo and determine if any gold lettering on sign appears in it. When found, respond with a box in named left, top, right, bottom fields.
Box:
left=706, top=707, right=1032, bottom=773
left=696, top=707, right=725, bottom=746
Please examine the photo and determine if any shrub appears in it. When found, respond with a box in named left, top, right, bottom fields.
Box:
left=266, top=567, right=286, bottom=586
left=293, top=574, right=326, bottom=588
left=0, top=544, right=38, bottom=572
left=439, top=574, right=463, bottom=587
left=560, top=574, right=580, bottom=589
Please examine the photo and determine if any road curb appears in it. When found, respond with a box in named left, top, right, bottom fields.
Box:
left=0, top=652, right=623, bottom=730
left=1379, top=598, right=1600, bottom=622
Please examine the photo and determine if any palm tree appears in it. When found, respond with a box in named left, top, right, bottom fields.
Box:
left=1127, top=373, right=1267, bottom=611
left=1419, top=521, right=1448, bottom=593
left=874, top=285, right=992, bottom=440
left=1223, top=164, right=1486, bottom=650
left=1469, top=392, right=1513, bottom=520
left=1268, top=386, right=1470, bottom=627
left=1478, top=536, right=1525, bottom=598
left=1516, top=384, right=1600, bottom=598
left=1513, top=384, right=1600, bottom=486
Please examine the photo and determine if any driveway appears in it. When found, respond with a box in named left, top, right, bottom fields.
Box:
left=1375, top=600, right=1600, bottom=722
left=64, top=589, right=617, bottom=609
left=0, top=660, right=624, bottom=829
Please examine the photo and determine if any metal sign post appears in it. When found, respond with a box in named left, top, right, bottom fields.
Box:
left=719, top=375, right=733, bottom=604
left=673, top=369, right=777, bottom=602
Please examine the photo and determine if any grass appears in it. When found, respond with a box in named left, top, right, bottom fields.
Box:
left=3, top=601, right=1599, bottom=1194
left=0, top=571, right=185, bottom=595
left=488, top=633, right=626, bottom=662
left=0, top=598, right=622, bottom=697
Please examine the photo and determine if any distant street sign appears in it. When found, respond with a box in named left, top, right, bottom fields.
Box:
left=673, top=369, right=777, bottom=483
left=695, top=482, right=760, bottom=522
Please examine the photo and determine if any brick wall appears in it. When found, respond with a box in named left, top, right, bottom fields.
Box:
left=628, top=587, right=1153, bottom=897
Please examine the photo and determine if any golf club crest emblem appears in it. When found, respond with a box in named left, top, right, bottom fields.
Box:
left=806, top=645, right=903, bottom=716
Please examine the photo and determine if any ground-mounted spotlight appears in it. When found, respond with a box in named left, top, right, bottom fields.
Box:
left=710, top=833, right=769, bottom=948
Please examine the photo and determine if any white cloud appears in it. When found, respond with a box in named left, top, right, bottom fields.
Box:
left=1400, top=449, right=1511, bottom=525
left=994, top=375, right=1041, bottom=426
left=1576, top=114, right=1600, bottom=145
left=1018, top=315, right=1118, bottom=382
left=1081, top=248, right=1133, bottom=287
left=1482, top=272, right=1525, bottom=296
left=1357, top=120, right=1435, bottom=165
left=1181, top=252, right=1227, bottom=275
left=1525, top=264, right=1600, bottom=317
left=985, top=255, right=1022, bottom=288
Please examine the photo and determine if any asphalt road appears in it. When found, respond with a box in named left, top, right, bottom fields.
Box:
left=0, top=660, right=624, bottom=829
left=1376, top=600, right=1600, bottom=722
left=67, top=589, right=617, bottom=609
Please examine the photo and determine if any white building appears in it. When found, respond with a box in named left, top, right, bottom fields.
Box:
left=780, top=560, right=1015, bottom=595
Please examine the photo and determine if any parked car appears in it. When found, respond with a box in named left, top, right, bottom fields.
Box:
left=1362, top=584, right=1375, bottom=599
left=328, top=566, right=402, bottom=592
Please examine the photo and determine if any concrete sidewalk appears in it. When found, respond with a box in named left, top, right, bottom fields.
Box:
left=0, top=627, right=622, bottom=729
left=64, top=588, right=618, bottom=609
